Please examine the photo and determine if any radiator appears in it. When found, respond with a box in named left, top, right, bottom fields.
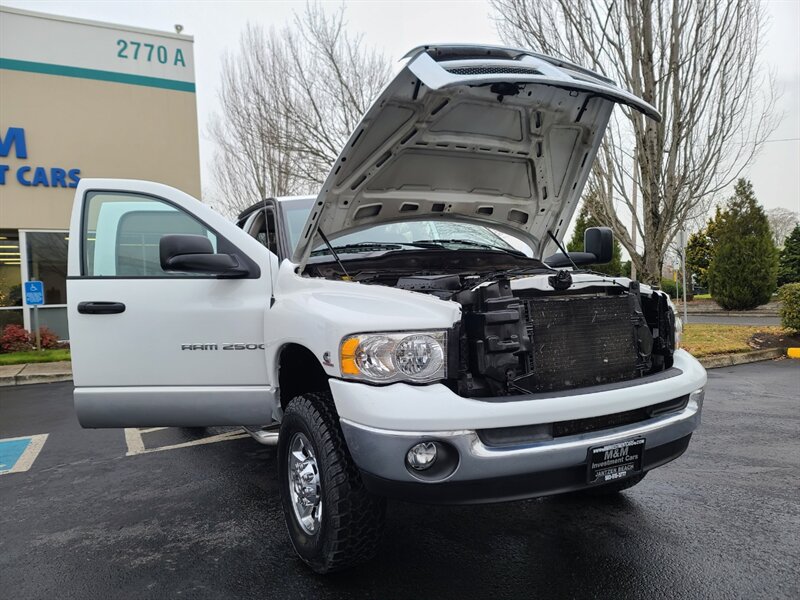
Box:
left=517, top=294, right=639, bottom=393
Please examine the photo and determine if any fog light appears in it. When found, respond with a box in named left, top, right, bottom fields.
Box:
left=407, top=442, right=437, bottom=471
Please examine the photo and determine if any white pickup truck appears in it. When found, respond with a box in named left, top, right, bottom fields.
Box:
left=67, top=44, right=706, bottom=573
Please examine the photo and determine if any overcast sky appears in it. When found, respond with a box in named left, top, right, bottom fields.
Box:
left=5, top=0, right=799, bottom=217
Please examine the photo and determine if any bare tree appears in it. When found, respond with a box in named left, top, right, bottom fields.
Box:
left=491, top=0, right=779, bottom=283
left=208, top=3, right=392, bottom=217
left=766, top=207, right=800, bottom=248
left=208, top=26, right=301, bottom=217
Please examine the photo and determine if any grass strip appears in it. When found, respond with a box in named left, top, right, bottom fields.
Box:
left=682, top=325, right=786, bottom=357
left=0, top=349, right=71, bottom=366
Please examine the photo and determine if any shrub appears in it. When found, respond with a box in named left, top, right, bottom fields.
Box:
left=0, top=325, right=60, bottom=352
left=36, top=327, right=60, bottom=349
left=660, top=278, right=692, bottom=300
left=708, top=179, right=778, bottom=310
left=778, top=283, right=800, bottom=332
left=660, top=279, right=677, bottom=298
left=0, top=324, right=34, bottom=353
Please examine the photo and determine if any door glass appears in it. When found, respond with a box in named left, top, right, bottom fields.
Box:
left=83, top=192, right=217, bottom=277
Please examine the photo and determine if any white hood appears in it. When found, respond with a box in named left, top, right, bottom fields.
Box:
left=292, top=44, right=659, bottom=265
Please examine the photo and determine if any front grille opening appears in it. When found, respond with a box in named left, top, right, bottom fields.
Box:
left=446, top=65, right=541, bottom=76
left=478, top=395, right=689, bottom=447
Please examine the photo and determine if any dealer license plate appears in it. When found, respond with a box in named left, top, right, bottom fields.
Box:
left=588, top=438, right=645, bottom=484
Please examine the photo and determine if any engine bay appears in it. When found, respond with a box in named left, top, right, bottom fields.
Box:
left=306, top=251, right=676, bottom=398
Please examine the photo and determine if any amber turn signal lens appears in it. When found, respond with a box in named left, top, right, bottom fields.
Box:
left=340, top=337, right=360, bottom=375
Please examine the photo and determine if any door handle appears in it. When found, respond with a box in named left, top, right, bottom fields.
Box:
left=77, top=301, right=126, bottom=315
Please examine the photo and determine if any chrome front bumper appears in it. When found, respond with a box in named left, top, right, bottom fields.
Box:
left=340, top=389, right=703, bottom=504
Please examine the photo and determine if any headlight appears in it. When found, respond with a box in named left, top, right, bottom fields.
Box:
left=340, top=331, right=447, bottom=383
left=666, top=296, right=682, bottom=349
left=674, top=314, right=682, bottom=349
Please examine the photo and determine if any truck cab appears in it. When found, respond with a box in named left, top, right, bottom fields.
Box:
left=66, top=44, right=706, bottom=574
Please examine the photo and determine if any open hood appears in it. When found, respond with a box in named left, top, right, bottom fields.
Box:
left=292, top=44, right=659, bottom=265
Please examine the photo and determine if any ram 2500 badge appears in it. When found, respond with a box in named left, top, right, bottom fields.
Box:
left=67, top=44, right=706, bottom=573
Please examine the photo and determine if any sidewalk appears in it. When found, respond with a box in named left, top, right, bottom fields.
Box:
left=0, top=361, right=72, bottom=387
left=674, top=299, right=780, bottom=317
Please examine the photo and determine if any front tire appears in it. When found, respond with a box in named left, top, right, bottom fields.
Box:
left=278, top=392, right=386, bottom=573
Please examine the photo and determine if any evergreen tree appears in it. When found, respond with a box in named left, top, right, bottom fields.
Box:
left=685, top=207, right=722, bottom=290
left=566, top=203, right=623, bottom=276
left=686, top=230, right=712, bottom=290
left=777, top=224, right=800, bottom=286
left=708, top=179, right=778, bottom=310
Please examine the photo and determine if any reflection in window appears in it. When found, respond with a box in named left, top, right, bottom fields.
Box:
left=83, top=192, right=217, bottom=277
left=116, top=211, right=209, bottom=276
left=0, top=309, right=23, bottom=329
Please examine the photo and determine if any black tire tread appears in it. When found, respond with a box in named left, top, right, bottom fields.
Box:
left=281, top=392, right=385, bottom=573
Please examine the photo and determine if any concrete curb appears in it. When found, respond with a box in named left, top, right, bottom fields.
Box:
left=684, top=312, right=779, bottom=318
left=698, top=348, right=787, bottom=369
left=0, top=362, right=72, bottom=387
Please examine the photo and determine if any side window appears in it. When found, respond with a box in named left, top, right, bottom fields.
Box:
left=83, top=191, right=217, bottom=277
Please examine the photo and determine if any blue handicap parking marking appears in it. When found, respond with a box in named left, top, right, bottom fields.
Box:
left=0, top=434, right=48, bottom=474
left=24, top=280, right=45, bottom=306
left=0, top=437, right=33, bottom=473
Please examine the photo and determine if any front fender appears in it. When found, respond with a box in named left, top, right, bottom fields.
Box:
left=264, top=261, right=461, bottom=381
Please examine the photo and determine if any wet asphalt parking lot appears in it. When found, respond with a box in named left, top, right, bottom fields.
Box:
left=1, top=359, right=799, bottom=599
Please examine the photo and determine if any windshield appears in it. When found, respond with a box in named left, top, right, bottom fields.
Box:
left=282, top=200, right=532, bottom=257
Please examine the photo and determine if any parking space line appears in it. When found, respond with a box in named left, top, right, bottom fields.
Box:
left=124, top=428, right=250, bottom=457
left=124, top=428, right=145, bottom=456
left=139, top=427, right=168, bottom=434
left=0, top=434, right=49, bottom=475
left=140, top=431, right=251, bottom=455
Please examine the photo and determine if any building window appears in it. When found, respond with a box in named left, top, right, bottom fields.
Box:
left=24, top=231, right=70, bottom=339
left=0, top=231, right=23, bottom=330
left=26, top=232, right=68, bottom=304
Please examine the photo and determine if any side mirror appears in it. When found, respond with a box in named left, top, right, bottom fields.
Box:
left=159, top=234, right=250, bottom=277
left=584, top=227, right=613, bottom=264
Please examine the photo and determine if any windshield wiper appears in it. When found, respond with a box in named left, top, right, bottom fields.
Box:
left=411, top=238, right=526, bottom=257
left=310, top=241, right=431, bottom=256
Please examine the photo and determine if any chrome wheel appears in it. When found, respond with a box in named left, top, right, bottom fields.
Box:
left=287, top=432, right=322, bottom=535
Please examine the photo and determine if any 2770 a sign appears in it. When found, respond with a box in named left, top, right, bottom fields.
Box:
left=116, top=39, right=186, bottom=67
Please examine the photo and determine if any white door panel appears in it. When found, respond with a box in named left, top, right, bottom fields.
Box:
left=67, top=179, right=276, bottom=427
left=68, top=278, right=269, bottom=387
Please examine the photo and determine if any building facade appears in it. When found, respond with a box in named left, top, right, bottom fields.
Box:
left=0, top=6, right=201, bottom=338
